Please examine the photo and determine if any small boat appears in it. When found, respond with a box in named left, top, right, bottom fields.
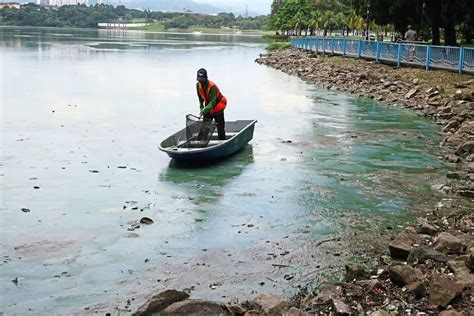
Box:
left=159, top=119, right=257, bottom=161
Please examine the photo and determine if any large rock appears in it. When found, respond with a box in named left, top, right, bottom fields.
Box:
left=133, top=290, right=190, bottom=316
left=162, top=300, right=229, bottom=315
left=388, top=265, right=424, bottom=286
left=407, top=246, right=448, bottom=264
left=344, top=263, right=368, bottom=282
left=428, top=274, right=464, bottom=307
left=433, top=232, right=465, bottom=255
left=448, top=256, right=474, bottom=287
left=389, top=226, right=422, bottom=259
left=251, top=293, right=292, bottom=315
left=439, top=310, right=464, bottom=316
left=466, top=247, right=474, bottom=271
left=455, top=140, right=474, bottom=156
left=283, top=307, right=305, bottom=316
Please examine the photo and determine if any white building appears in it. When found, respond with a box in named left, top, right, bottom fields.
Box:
left=38, top=0, right=89, bottom=6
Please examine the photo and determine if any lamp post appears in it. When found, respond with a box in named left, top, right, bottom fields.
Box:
left=420, top=1, right=425, bottom=41
left=365, top=0, right=370, bottom=40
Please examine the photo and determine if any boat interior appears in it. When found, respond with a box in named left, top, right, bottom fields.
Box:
left=161, top=120, right=254, bottom=150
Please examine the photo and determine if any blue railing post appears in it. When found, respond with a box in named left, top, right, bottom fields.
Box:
left=459, top=47, right=465, bottom=74
left=343, top=38, right=347, bottom=56
left=357, top=40, right=362, bottom=58
left=331, top=38, right=335, bottom=54
left=425, top=45, right=431, bottom=71
left=376, top=41, right=380, bottom=62
left=397, top=43, right=402, bottom=67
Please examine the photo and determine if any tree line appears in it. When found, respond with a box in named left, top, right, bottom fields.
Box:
left=270, top=0, right=473, bottom=45
left=0, top=3, right=268, bottom=31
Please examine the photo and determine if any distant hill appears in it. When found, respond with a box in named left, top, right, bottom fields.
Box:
left=108, top=0, right=223, bottom=14
left=106, top=0, right=261, bottom=16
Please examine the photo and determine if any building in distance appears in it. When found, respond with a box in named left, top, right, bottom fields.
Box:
left=0, top=2, right=21, bottom=9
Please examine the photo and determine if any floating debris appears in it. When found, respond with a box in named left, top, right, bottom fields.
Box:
left=21, top=208, right=30, bottom=213
left=139, top=217, right=154, bottom=225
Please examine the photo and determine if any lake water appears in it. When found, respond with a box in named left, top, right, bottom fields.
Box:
left=0, top=27, right=452, bottom=314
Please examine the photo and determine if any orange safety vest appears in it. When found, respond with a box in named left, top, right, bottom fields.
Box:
left=198, top=80, right=227, bottom=115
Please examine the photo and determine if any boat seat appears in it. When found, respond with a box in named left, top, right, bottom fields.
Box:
left=212, top=132, right=238, bottom=137
left=207, top=140, right=225, bottom=146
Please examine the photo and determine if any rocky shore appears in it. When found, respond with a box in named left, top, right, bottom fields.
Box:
left=129, top=49, right=473, bottom=315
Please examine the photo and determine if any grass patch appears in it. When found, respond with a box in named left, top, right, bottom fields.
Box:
left=266, top=41, right=291, bottom=51
left=131, top=24, right=166, bottom=32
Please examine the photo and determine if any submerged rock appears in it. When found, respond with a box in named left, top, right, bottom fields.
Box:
left=162, top=300, right=229, bottom=315
left=133, top=290, right=189, bottom=316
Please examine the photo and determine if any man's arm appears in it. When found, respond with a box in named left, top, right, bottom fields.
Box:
left=201, top=86, right=218, bottom=115
left=196, top=83, right=204, bottom=110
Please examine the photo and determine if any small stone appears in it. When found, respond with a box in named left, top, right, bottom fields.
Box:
left=389, top=265, right=424, bottom=286
left=344, top=263, right=368, bottom=282
left=416, top=218, right=438, bottom=235
left=251, top=294, right=292, bottom=315
left=407, top=246, right=448, bottom=264
left=405, top=281, right=426, bottom=297
left=369, top=310, right=391, bottom=316
left=405, top=88, right=418, bottom=99
left=332, top=298, right=351, bottom=315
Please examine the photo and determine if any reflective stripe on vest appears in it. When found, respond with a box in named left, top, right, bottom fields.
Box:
left=198, top=80, right=227, bottom=114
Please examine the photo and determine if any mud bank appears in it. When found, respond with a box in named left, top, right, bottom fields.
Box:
left=129, top=50, right=474, bottom=315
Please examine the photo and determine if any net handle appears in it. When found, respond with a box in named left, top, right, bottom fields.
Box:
left=186, top=113, right=217, bottom=126
left=186, top=114, right=201, bottom=121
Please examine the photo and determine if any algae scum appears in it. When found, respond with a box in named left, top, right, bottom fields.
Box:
left=0, top=27, right=453, bottom=313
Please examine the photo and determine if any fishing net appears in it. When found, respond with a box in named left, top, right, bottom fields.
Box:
left=184, top=114, right=216, bottom=148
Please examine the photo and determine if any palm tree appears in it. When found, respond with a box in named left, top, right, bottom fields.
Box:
left=321, top=10, right=335, bottom=36
left=335, top=12, right=347, bottom=36
left=292, top=10, right=307, bottom=36
left=308, top=10, right=321, bottom=35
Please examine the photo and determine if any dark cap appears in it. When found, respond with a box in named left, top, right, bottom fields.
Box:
left=197, top=68, right=208, bottom=81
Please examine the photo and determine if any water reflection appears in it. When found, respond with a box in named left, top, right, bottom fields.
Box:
left=161, top=145, right=254, bottom=186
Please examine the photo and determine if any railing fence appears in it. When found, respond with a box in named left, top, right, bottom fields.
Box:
left=291, top=37, right=474, bottom=74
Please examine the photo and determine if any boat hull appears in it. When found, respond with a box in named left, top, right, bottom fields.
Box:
left=159, top=120, right=256, bottom=161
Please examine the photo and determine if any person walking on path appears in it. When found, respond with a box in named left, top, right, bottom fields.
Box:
left=404, top=25, right=417, bottom=42
left=196, top=68, right=227, bottom=140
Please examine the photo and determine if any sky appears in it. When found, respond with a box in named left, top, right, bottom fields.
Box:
left=195, top=0, right=272, bottom=15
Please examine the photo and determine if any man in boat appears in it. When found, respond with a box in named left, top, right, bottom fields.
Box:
left=196, top=68, right=227, bottom=140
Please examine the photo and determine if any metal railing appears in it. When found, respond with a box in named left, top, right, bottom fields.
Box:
left=291, top=37, right=473, bottom=74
